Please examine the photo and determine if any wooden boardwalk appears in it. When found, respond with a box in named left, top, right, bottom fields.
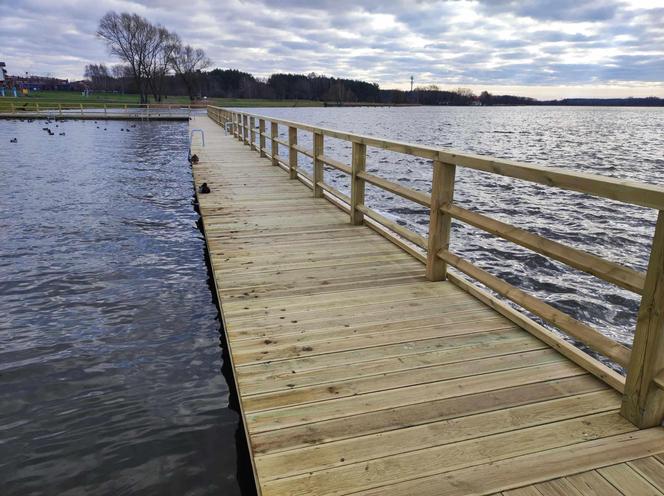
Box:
left=190, top=115, right=664, bottom=496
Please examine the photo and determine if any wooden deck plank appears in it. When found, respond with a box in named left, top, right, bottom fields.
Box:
left=190, top=115, right=663, bottom=496
left=598, top=463, right=664, bottom=495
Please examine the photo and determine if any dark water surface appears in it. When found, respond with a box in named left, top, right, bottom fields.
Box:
left=0, top=119, right=248, bottom=495
left=246, top=106, right=664, bottom=354
left=1, top=107, right=662, bottom=495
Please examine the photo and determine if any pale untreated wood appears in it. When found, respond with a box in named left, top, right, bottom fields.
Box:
left=622, top=211, right=664, bottom=427
left=288, top=126, right=297, bottom=179
left=357, top=171, right=430, bottom=206
left=313, top=133, right=324, bottom=198
left=426, top=161, right=455, bottom=281
left=444, top=203, right=645, bottom=294
left=270, top=122, right=278, bottom=167
left=194, top=113, right=664, bottom=496
left=318, top=154, right=352, bottom=175
left=439, top=250, right=631, bottom=367
left=351, top=142, right=366, bottom=225
left=357, top=205, right=427, bottom=248
left=259, top=119, right=266, bottom=157
left=210, top=106, right=664, bottom=209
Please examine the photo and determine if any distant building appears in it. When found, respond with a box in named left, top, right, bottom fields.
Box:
left=0, top=62, right=6, bottom=86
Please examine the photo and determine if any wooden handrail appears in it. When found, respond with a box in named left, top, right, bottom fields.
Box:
left=212, top=107, right=664, bottom=210
left=358, top=171, right=430, bottom=207
left=357, top=205, right=428, bottom=249
left=292, top=144, right=314, bottom=158
left=316, top=181, right=351, bottom=205
left=443, top=204, right=646, bottom=294
left=211, top=107, right=664, bottom=428
left=317, top=154, right=352, bottom=175
left=438, top=249, right=631, bottom=367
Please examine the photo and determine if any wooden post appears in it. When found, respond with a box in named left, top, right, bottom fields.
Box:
left=250, top=116, right=256, bottom=150
left=80, top=103, right=84, bottom=115
left=237, top=114, right=243, bottom=141
left=313, top=132, right=324, bottom=198
left=36, top=102, right=40, bottom=113
left=622, top=210, right=664, bottom=428
left=259, top=119, right=266, bottom=157
left=350, top=142, right=367, bottom=225
left=426, top=160, right=456, bottom=281
left=271, top=122, right=279, bottom=166
left=104, top=104, right=107, bottom=115
left=10, top=103, right=15, bottom=114
left=288, top=126, right=297, bottom=179
left=58, top=103, right=62, bottom=116
left=243, top=115, right=249, bottom=145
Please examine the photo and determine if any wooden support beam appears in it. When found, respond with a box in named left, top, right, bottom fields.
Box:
left=250, top=116, right=256, bottom=151
left=622, top=210, right=664, bottom=428
left=243, top=115, right=249, bottom=145
left=288, top=126, right=297, bottom=179
left=271, top=122, right=279, bottom=167
left=313, top=132, right=324, bottom=198
left=259, top=119, right=266, bottom=157
left=426, top=161, right=456, bottom=281
left=350, top=142, right=367, bottom=225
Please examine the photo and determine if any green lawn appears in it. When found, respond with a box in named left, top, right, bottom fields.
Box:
left=0, top=90, right=325, bottom=110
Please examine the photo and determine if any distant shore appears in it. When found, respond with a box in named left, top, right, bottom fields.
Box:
left=1, top=91, right=663, bottom=110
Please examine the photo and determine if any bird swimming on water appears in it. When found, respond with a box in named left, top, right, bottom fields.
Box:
left=198, top=183, right=211, bottom=194
left=189, top=154, right=200, bottom=164
left=10, top=138, right=17, bottom=143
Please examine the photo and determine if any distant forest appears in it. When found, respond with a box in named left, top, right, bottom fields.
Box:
left=83, top=66, right=664, bottom=107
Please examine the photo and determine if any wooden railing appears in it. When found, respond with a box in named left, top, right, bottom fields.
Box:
left=0, top=101, right=195, bottom=117
left=208, top=106, right=664, bottom=429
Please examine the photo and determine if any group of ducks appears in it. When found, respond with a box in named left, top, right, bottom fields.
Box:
left=189, top=153, right=211, bottom=194
left=42, top=126, right=65, bottom=136
left=9, top=119, right=141, bottom=144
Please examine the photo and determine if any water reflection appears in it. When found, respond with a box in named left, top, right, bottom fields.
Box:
left=0, top=119, right=250, bottom=495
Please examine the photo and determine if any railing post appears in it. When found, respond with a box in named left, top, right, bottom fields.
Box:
left=36, top=102, right=40, bottom=113
left=243, top=115, right=249, bottom=145
left=259, top=119, right=266, bottom=157
left=104, top=104, right=107, bottom=116
left=58, top=103, right=62, bottom=116
left=350, top=142, right=366, bottom=225
left=288, top=127, right=297, bottom=179
left=313, top=132, right=324, bottom=198
left=10, top=103, right=15, bottom=114
left=80, top=103, right=83, bottom=116
left=250, top=116, right=256, bottom=151
left=271, top=122, right=279, bottom=166
left=233, top=113, right=238, bottom=138
left=622, top=210, right=664, bottom=428
left=426, top=160, right=456, bottom=281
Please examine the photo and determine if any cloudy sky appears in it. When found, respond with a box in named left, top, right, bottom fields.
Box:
left=1, top=0, right=663, bottom=98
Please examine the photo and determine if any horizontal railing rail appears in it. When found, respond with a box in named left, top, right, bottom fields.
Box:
left=207, top=105, right=664, bottom=429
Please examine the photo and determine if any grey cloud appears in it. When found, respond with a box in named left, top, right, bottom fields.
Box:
left=0, top=0, right=662, bottom=92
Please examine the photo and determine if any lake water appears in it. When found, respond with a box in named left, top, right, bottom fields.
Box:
left=0, top=119, right=251, bottom=495
left=246, top=106, right=664, bottom=357
left=0, top=106, right=662, bottom=495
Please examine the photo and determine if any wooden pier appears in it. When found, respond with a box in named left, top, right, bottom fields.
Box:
left=0, top=102, right=193, bottom=120
left=190, top=109, right=664, bottom=496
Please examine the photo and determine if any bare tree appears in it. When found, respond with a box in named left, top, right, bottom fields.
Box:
left=84, top=63, right=111, bottom=91
left=111, top=64, right=130, bottom=93
left=143, top=29, right=179, bottom=102
left=170, top=44, right=212, bottom=101
left=97, top=11, right=166, bottom=103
